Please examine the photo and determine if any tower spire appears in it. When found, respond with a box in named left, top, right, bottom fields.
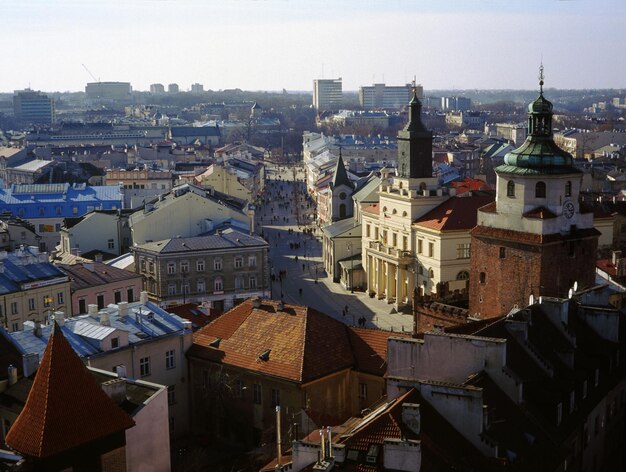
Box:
left=538, top=62, right=545, bottom=95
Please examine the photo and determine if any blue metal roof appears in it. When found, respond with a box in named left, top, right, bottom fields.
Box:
left=7, top=300, right=189, bottom=359
left=0, top=248, right=67, bottom=295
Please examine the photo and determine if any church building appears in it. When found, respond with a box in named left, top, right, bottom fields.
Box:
left=469, top=69, right=599, bottom=318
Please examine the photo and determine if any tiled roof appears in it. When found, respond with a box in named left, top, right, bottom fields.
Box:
left=189, top=299, right=355, bottom=383
left=523, top=206, right=557, bottom=219
left=362, top=203, right=379, bottom=215
left=5, top=323, right=134, bottom=458
left=348, top=327, right=410, bottom=377
left=135, top=228, right=267, bottom=254
left=58, top=261, right=140, bottom=291
left=413, top=195, right=494, bottom=231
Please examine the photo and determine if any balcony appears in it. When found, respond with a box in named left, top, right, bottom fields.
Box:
left=368, top=240, right=414, bottom=264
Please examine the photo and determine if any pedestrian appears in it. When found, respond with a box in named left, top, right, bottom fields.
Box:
left=299, top=288, right=303, bottom=296
left=342, top=309, right=345, bottom=318
left=345, top=305, right=349, bottom=313
left=302, top=263, right=305, bottom=271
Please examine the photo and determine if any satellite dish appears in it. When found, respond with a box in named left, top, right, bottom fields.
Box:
left=573, top=281, right=578, bottom=292
left=568, top=288, right=574, bottom=299
left=529, top=294, right=535, bottom=305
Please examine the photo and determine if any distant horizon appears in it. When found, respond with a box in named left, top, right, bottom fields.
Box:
left=3, top=0, right=625, bottom=92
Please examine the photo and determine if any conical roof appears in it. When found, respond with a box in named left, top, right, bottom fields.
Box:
left=6, top=323, right=135, bottom=459
left=332, top=150, right=352, bottom=189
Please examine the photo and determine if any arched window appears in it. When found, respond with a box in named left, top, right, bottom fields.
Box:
left=479, top=272, right=486, bottom=284
left=428, top=268, right=434, bottom=278
left=419, top=182, right=427, bottom=191
left=339, top=204, right=346, bottom=218
left=535, top=181, right=546, bottom=198
left=565, top=181, right=572, bottom=197
left=392, top=209, right=397, bottom=215
left=402, top=211, right=407, bottom=217
left=507, top=180, right=515, bottom=197
left=456, top=271, right=470, bottom=280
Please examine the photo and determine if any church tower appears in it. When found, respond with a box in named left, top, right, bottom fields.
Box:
left=469, top=68, right=599, bottom=318
left=329, top=149, right=354, bottom=221
left=397, top=89, right=433, bottom=180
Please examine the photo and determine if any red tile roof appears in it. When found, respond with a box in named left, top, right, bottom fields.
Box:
left=189, top=299, right=355, bottom=383
left=362, top=203, right=380, bottom=215
left=522, top=206, right=557, bottom=219
left=6, top=323, right=135, bottom=459
left=348, top=328, right=410, bottom=377
left=451, top=178, right=492, bottom=195
left=413, top=195, right=494, bottom=231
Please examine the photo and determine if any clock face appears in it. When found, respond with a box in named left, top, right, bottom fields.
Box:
left=339, top=192, right=347, bottom=200
left=563, top=201, right=575, bottom=219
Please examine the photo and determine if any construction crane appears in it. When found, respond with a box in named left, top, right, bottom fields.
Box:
left=81, top=64, right=100, bottom=83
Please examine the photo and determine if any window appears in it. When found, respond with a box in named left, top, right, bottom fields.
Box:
left=168, top=385, right=176, bottom=405
left=140, top=357, right=151, bottom=377
left=97, top=294, right=105, bottom=309
left=418, top=239, right=423, bottom=254
left=382, top=230, right=387, bottom=244
left=180, top=261, right=189, bottom=273
left=499, top=247, right=506, bottom=259
left=359, top=383, right=368, bottom=400
left=107, top=239, right=114, bottom=250
left=392, top=233, right=397, bottom=247
left=214, top=277, right=223, bottom=292
left=456, top=243, right=470, bottom=259
left=166, top=350, right=175, bottom=370
left=111, top=337, right=119, bottom=349
left=403, top=236, right=408, bottom=251
left=235, top=276, right=245, bottom=290
left=253, top=383, right=262, bottom=404
left=196, top=259, right=205, bottom=272
left=234, top=257, right=244, bottom=269
left=197, top=279, right=206, bottom=293
left=28, top=298, right=35, bottom=311
left=366, top=225, right=371, bottom=238
left=148, top=261, right=154, bottom=273
left=565, top=181, right=572, bottom=197
left=168, top=283, right=177, bottom=296
left=214, top=258, right=223, bottom=271
left=57, top=292, right=64, bottom=305
left=72, top=206, right=78, bottom=215
left=271, top=388, right=281, bottom=407
left=374, top=226, right=379, bottom=241
left=248, top=256, right=257, bottom=268
left=428, top=242, right=434, bottom=257
left=127, top=289, right=134, bottom=303
left=249, top=275, right=257, bottom=289
left=54, top=223, right=61, bottom=232
left=182, top=280, right=190, bottom=294
left=167, top=262, right=176, bottom=274
left=457, top=271, right=470, bottom=280
left=235, top=379, right=244, bottom=399
left=114, top=291, right=122, bottom=304
left=479, top=272, right=486, bottom=284
left=11, top=322, right=19, bottom=332
left=79, top=299, right=86, bottom=314
left=140, top=259, right=146, bottom=272
left=535, top=181, right=546, bottom=198
left=43, top=296, right=51, bottom=308
left=507, top=180, right=515, bottom=197
left=428, top=268, right=434, bottom=278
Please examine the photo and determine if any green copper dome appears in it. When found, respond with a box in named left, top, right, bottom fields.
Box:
left=498, top=68, right=578, bottom=175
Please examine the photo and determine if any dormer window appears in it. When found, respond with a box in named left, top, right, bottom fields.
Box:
left=507, top=180, right=515, bottom=197
left=535, top=181, right=546, bottom=198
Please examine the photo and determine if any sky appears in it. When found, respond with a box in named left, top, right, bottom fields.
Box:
left=1, top=0, right=625, bottom=93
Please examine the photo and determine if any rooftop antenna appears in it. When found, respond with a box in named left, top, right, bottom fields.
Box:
left=538, top=59, right=544, bottom=94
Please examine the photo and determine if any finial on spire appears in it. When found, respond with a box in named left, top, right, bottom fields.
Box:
left=538, top=62, right=545, bottom=94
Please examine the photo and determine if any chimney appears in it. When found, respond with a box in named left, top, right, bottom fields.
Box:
left=251, top=296, right=261, bottom=308
left=140, top=291, right=148, bottom=304
left=33, top=321, right=42, bottom=337
left=7, top=365, right=18, bottom=386
left=54, top=311, right=65, bottom=327
left=401, top=403, right=421, bottom=435
left=118, top=301, right=128, bottom=319
left=22, top=353, right=39, bottom=377
left=115, top=364, right=127, bottom=378
left=99, top=311, right=110, bottom=326
left=88, top=304, right=98, bottom=316
left=101, top=378, right=127, bottom=404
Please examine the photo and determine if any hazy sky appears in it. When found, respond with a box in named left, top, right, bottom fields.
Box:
left=2, top=0, right=625, bottom=93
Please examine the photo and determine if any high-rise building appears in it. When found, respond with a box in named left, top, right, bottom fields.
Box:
left=359, top=83, right=422, bottom=109
left=168, top=83, right=179, bottom=93
left=85, top=82, right=132, bottom=101
left=150, top=83, right=165, bottom=94
left=313, top=78, right=342, bottom=110
left=440, top=96, right=472, bottom=111
left=469, top=72, right=599, bottom=318
left=191, top=83, right=204, bottom=93
left=13, top=90, right=55, bottom=125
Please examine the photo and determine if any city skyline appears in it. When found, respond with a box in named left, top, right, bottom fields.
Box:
left=2, top=0, right=625, bottom=93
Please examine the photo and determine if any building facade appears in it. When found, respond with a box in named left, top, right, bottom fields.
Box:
left=313, top=78, right=342, bottom=110
left=132, top=228, right=269, bottom=312
left=13, top=90, right=55, bottom=126
left=359, top=83, right=422, bottom=109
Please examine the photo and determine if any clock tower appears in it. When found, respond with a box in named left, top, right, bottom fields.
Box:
left=469, top=68, right=599, bottom=318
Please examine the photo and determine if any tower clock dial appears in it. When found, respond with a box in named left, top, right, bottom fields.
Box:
left=563, top=200, right=575, bottom=219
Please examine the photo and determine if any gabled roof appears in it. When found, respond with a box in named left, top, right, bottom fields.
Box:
left=189, top=299, right=355, bottom=383
left=58, top=261, right=140, bottom=290
left=321, top=218, right=361, bottom=239
left=413, top=194, right=494, bottom=231
left=331, top=153, right=353, bottom=190
left=5, top=323, right=134, bottom=459
left=134, top=228, right=267, bottom=254
left=348, top=327, right=410, bottom=377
